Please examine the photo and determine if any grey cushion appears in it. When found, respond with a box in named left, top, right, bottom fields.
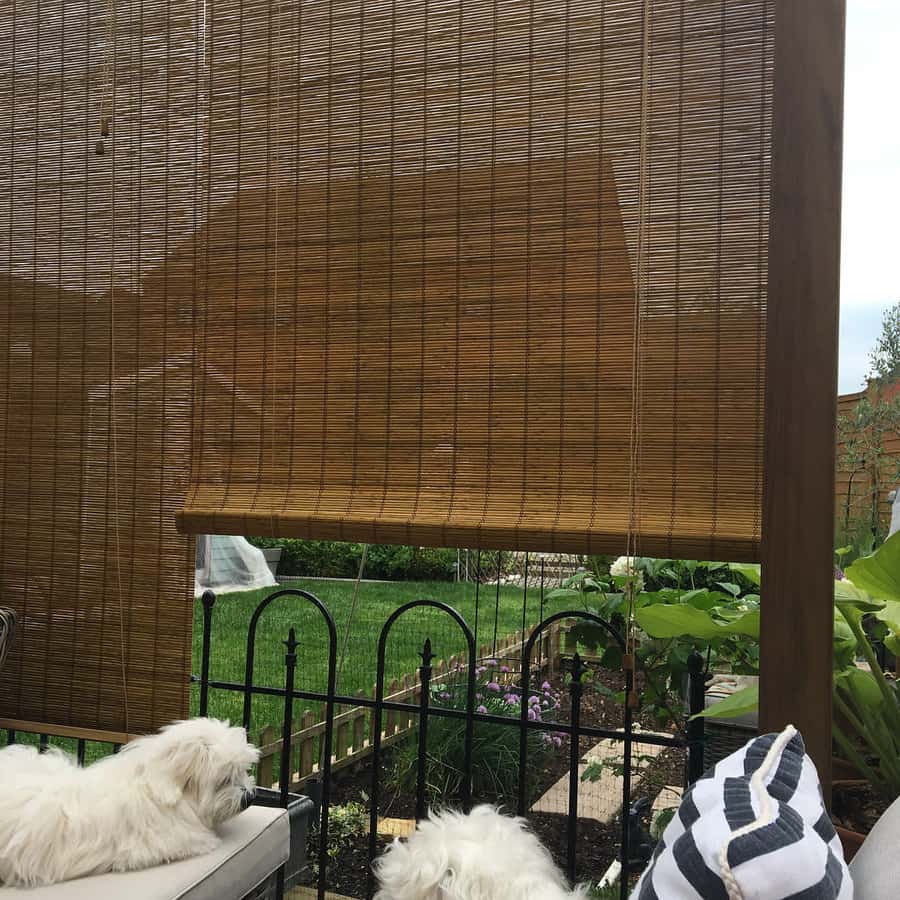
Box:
left=849, top=794, right=900, bottom=900
left=0, top=806, right=289, bottom=900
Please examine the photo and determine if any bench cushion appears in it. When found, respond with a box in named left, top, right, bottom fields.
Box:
left=0, top=806, right=289, bottom=900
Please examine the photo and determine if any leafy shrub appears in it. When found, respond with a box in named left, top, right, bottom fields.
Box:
left=246, top=538, right=457, bottom=581
left=548, top=557, right=761, bottom=727
left=307, top=800, right=369, bottom=878
left=387, top=659, right=564, bottom=803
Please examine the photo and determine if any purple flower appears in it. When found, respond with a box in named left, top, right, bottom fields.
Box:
left=552, top=735, right=563, bottom=749
left=540, top=732, right=552, bottom=745
left=477, top=704, right=488, bottom=714
left=476, top=692, right=483, bottom=701
left=529, top=695, right=541, bottom=706
left=541, top=681, right=551, bottom=692
left=476, top=666, right=487, bottom=676
left=542, top=699, right=550, bottom=708
left=527, top=707, right=538, bottom=721
left=485, top=659, right=497, bottom=667
left=439, top=691, right=451, bottom=700
left=504, top=693, right=519, bottom=706
left=500, top=665, right=510, bottom=674
left=486, top=681, right=501, bottom=692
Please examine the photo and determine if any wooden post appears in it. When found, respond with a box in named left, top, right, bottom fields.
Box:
left=761, top=0, right=845, bottom=796
left=298, top=711, right=315, bottom=779
left=402, top=674, right=413, bottom=731
left=257, top=725, right=275, bottom=788
left=353, top=690, right=366, bottom=752
left=336, top=701, right=349, bottom=762
left=386, top=678, right=399, bottom=736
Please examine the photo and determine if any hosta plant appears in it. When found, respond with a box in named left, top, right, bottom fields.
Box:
left=547, top=556, right=761, bottom=727
left=695, top=533, right=900, bottom=799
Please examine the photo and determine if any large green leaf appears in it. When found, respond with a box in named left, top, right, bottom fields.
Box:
left=846, top=531, right=900, bottom=603
left=833, top=611, right=858, bottom=670
left=728, top=562, right=761, bottom=586
left=874, top=600, right=900, bottom=659
left=835, top=667, right=883, bottom=711
left=691, top=684, right=759, bottom=720
left=545, top=588, right=584, bottom=604
left=833, top=579, right=884, bottom=622
left=875, top=599, right=900, bottom=630
left=886, top=633, right=900, bottom=659
left=636, top=604, right=760, bottom=640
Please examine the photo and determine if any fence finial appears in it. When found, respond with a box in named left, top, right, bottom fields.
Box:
left=419, top=637, right=435, bottom=668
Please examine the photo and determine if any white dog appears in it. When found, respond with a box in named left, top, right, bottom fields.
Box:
left=374, top=806, right=589, bottom=900
left=0, top=718, right=259, bottom=886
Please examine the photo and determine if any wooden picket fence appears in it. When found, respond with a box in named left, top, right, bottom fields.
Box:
left=254, top=622, right=563, bottom=790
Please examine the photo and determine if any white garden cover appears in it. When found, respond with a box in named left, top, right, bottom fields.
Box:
left=194, top=535, right=277, bottom=598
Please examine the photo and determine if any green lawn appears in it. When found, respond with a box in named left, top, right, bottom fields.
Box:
left=6, top=577, right=548, bottom=764
left=193, top=578, right=548, bottom=739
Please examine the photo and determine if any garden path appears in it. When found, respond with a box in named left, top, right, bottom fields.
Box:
left=530, top=732, right=668, bottom=823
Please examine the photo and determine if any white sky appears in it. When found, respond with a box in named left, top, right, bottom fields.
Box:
left=839, top=0, right=900, bottom=392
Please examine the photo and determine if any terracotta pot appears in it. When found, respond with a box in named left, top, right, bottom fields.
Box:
left=834, top=824, right=865, bottom=862
left=831, top=778, right=870, bottom=862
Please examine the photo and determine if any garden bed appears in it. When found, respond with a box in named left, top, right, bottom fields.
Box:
left=296, top=664, right=686, bottom=898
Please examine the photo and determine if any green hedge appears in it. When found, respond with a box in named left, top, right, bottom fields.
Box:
left=246, top=538, right=458, bottom=582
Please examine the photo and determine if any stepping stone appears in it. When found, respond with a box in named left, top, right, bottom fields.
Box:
left=377, top=816, right=416, bottom=838
left=530, top=731, right=666, bottom=823
left=650, top=785, right=683, bottom=835
left=288, top=888, right=356, bottom=900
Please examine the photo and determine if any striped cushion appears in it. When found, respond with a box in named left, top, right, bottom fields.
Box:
left=631, top=725, right=852, bottom=900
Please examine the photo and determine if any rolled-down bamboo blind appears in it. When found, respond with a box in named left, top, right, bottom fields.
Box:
left=177, top=0, right=773, bottom=561
left=0, top=1, right=202, bottom=732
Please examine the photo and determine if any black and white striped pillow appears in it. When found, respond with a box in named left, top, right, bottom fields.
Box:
left=631, top=725, right=852, bottom=900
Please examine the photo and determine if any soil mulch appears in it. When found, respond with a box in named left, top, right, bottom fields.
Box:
left=831, top=780, right=895, bottom=836
left=303, top=829, right=391, bottom=899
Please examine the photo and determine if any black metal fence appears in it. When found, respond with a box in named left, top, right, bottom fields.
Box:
left=2, top=585, right=707, bottom=898
left=197, top=587, right=709, bottom=900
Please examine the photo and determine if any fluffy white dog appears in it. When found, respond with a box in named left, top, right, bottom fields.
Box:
left=0, top=718, right=259, bottom=887
left=374, top=806, right=589, bottom=900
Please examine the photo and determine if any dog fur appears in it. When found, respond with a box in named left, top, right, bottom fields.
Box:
left=374, top=805, right=589, bottom=900
left=0, top=717, right=259, bottom=886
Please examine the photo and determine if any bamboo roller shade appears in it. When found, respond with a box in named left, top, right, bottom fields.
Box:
left=178, top=0, right=773, bottom=562
left=0, top=1, right=200, bottom=732
left=0, top=0, right=773, bottom=734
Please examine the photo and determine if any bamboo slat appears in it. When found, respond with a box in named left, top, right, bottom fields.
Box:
left=174, top=0, right=773, bottom=563
left=0, top=0, right=200, bottom=732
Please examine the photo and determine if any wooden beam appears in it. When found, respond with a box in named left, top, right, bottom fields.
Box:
left=761, top=0, right=846, bottom=792
left=0, top=718, right=134, bottom=745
